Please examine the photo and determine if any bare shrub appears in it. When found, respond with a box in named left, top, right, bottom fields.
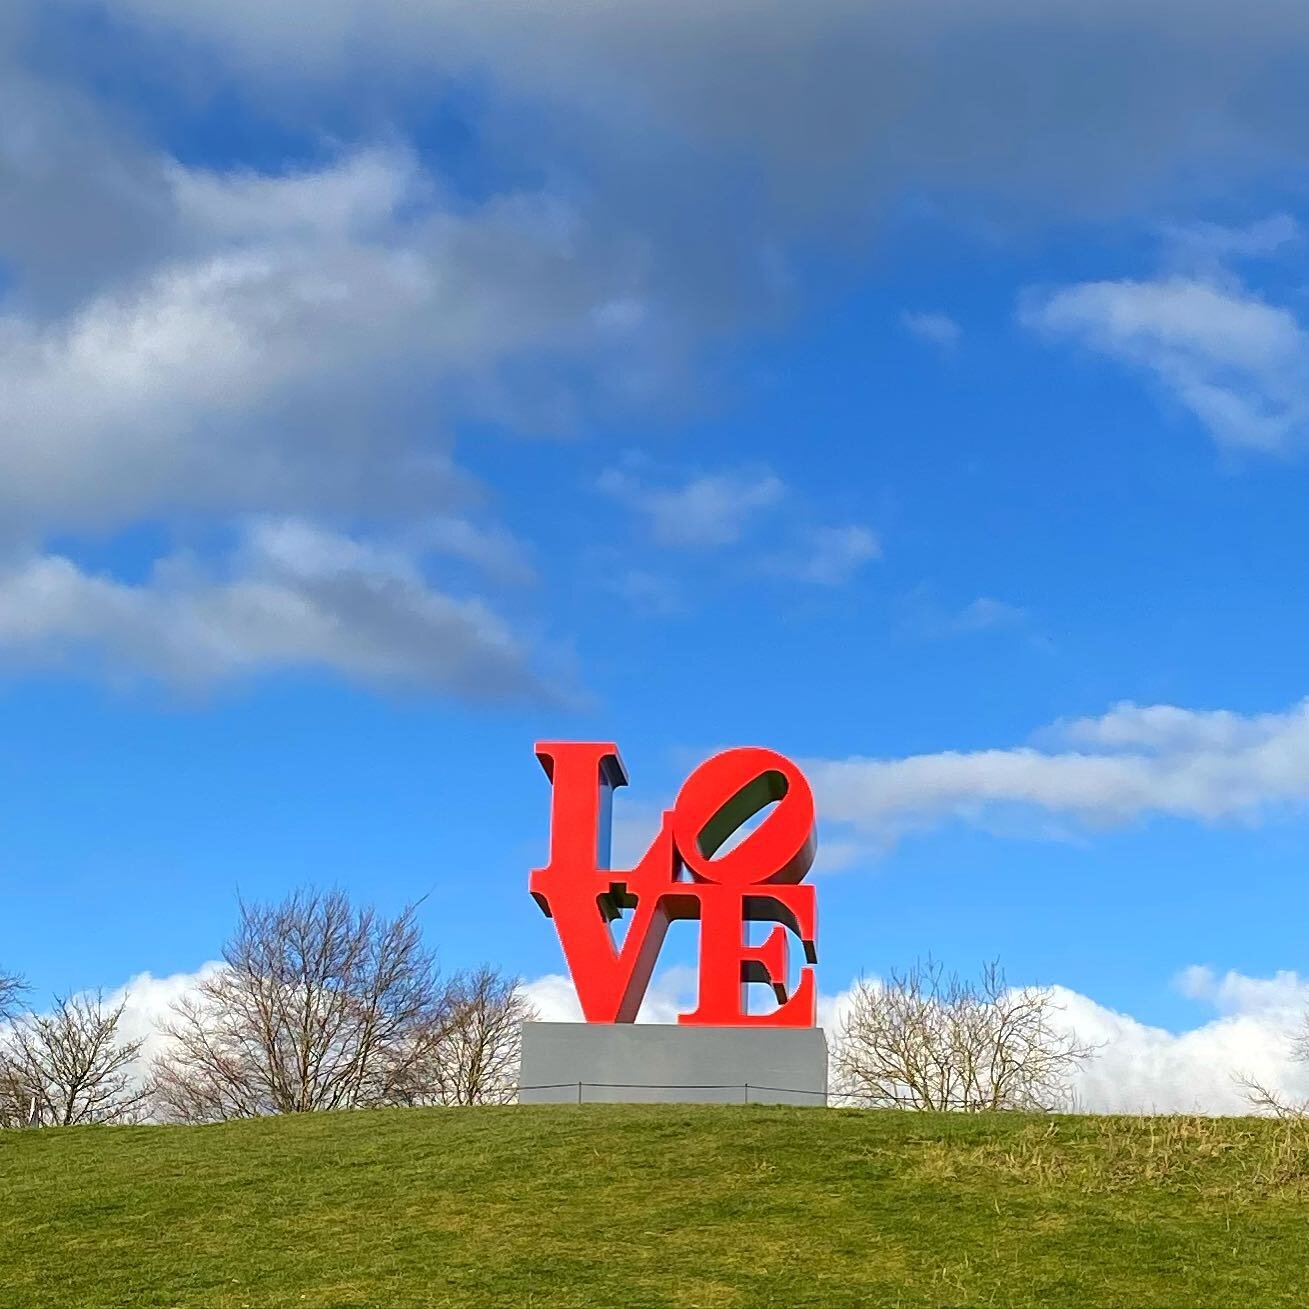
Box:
left=833, top=959, right=1094, bottom=1112
left=0, top=992, right=148, bottom=1127
left=151, top=888, right=450, bottom=1122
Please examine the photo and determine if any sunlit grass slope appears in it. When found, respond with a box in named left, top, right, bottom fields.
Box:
left=4, top=1105, right=1309, bottom=1307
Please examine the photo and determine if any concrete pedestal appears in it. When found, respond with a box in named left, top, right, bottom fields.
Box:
left=518, top=1021, right=828, bottom=1106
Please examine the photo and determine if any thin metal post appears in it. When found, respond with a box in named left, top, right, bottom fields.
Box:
left=577, top=1081, right=583, bottom=1105
left=744, top=1082, right=750, bottom=1104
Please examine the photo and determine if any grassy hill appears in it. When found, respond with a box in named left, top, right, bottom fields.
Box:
left=4, top=1105, right=1309, bottom=1308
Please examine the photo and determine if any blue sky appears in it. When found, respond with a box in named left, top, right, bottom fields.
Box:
left=8, top=2, right=1309, bottom=1105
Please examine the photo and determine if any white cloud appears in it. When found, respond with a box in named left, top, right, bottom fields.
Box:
left=106, top=964, right=225, bottom=1066
left=901, top=592, right=1029, bottom=639
left=168, top=148, right=425, bottom=244
left=519, top=974, right=586, bottom=1024
left=902, top=311, right=961, bottom=347
left=1159, top=215, right=1301, bottom=270
left=771, top=525, right=882, bottom=586
left=808, top=697, right=1309, bottom=846
left=597, top=466, right=786, bottom=548
left=0, top=519, right=546, bottom=697
left=1022, top=273, right=1309, bottom=451
left=1055, top=701, right=1288, bottom=754
left=597, top=465, right=878, bottom=587
left=1056, top=975, right=1309, bottom=1115
left=1174, top=964, right=1309, bottom=1016
left=953, top=597, right=1027, bottom=632
left=523, top=966, right=698, bottom=1026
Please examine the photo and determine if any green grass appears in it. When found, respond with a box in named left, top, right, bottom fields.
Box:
left=5, top=1106, right=1309, bottom=1308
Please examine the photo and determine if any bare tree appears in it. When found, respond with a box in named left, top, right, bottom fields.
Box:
left=0, top=992, right=148, bottom=1127
left=151, top=888, right=450, bottom=1122
left=832, top=959, right=1094, bottom=1112
left=413, top=966, right=536, bottom=1106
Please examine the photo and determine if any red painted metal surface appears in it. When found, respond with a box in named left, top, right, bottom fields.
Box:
left=530, top=742, right=818, bottom=1026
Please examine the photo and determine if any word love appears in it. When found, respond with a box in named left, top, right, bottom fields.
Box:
left=530, top=743, right=819, bottom=1027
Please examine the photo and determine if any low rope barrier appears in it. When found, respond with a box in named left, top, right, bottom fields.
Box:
left=513, top=1080, right=833, bottom=1104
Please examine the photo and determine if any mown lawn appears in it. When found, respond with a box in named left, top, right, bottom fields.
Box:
left=3, top=1105, right=1309, bottom=1307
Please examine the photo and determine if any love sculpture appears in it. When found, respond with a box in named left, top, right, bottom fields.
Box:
left=530, top=742, right=819, bottom=1027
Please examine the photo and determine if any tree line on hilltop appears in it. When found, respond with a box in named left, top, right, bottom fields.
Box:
left=8, top=887, right=1309, bottom=1125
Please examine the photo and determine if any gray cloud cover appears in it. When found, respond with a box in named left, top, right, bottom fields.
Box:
left=8, top=0, right=1309, bottom=689
left=57, top=0, right=1309, bottom=221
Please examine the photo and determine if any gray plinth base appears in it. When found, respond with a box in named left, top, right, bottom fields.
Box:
left=518, top=1021, right=828, bottom=1106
